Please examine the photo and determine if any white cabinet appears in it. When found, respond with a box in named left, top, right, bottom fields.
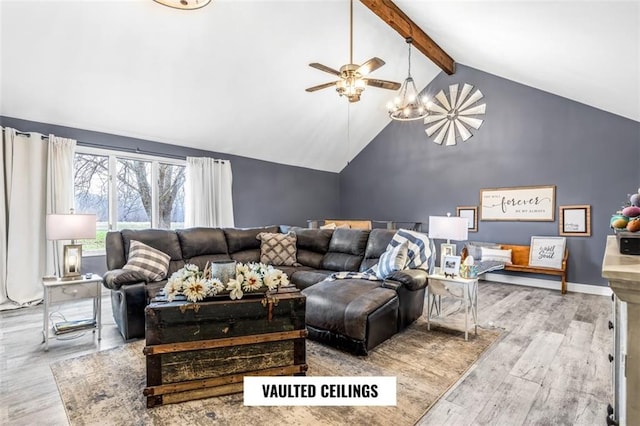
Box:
left=612, top=294, right=627, bottom=425
left=603, top=236, right=639, bottom=425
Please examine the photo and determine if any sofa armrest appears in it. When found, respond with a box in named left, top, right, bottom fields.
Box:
left=384, top=269, right=428, bottom=291
left=103, top=269, right=147, bottom=290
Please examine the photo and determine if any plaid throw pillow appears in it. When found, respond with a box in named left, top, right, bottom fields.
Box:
left=256, top=232, right=298, bottom=266
left=123, top=240, right=171, bottom=282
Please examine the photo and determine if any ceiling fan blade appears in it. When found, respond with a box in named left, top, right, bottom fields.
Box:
left=309, top=63, right=341, bottom=76
left=305, top=81, right=339, bottom=92
left=364, top=78, right=401, bottom=90
left=357, top=57, right=385, bottom=75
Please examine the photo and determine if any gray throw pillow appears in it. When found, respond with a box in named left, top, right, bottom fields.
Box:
left=465, top=241, right=501, bottom=260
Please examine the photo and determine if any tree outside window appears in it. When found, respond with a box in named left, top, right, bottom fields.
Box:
left=74, top=150, right=185, bottom=252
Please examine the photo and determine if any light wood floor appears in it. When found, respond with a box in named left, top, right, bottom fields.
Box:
left=0, top=282, right=612, bottom=426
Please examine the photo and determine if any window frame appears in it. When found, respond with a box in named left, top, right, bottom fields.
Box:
left=74, top=146, right=186, bottom=254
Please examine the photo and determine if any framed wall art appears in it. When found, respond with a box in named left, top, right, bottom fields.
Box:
left=457, top=206, right=478, bottom=232
left=480, top=185, right=556, bottom=221
left=529, top=236, right=566, bottom=269
left=559, top=205, right=591, bottom=237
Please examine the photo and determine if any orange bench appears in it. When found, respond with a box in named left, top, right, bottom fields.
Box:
left=462, top=243, right=569, bottom=294
left=499, top=244, right=569, bottom=294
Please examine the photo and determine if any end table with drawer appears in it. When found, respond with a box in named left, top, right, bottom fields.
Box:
left=42, top=274, right=103, bottom=351
left=426, top=271, right=479, bottom=341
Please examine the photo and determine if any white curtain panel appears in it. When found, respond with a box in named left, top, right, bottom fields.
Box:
left=185, top=157, right=235, bottom=228
left=0, top=128, right=48, bottom=310
left=45, top=135, right=76, bottom=277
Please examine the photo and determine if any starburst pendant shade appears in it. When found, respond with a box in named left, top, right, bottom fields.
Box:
left=153, top=0, right=211, bottom=10
left=424, top=83, right=486, bottom=146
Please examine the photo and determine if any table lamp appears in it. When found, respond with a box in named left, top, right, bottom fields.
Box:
left=428, top=214, right=468, bottom=269
left=46, top=211, right=97, bottom=280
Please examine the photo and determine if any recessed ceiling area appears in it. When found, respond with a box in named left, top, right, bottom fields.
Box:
left=1, top=1, right=638, bottom=173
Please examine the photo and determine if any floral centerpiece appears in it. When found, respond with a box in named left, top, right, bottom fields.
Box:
left=163, top=261, right=289, bottom=303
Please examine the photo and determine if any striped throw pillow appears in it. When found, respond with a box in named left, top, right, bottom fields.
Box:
left=123, top=240, right=171, bottom=282
left=377, top=241, right=409, bottom=278
left=480, top=247, right=512, bottom=265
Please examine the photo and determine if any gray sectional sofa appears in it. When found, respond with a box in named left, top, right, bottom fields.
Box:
left=103, top=226, right=433, bottom=355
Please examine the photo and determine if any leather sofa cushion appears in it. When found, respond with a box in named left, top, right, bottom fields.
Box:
left=291, top=270, right=333, bottom=290
left=297, top=249, right=325, bottom=269
left=274, top=265, right=314, bottom=278
left=106, top=231, right=126, bottom=270
left=185, top=254, right=232, bottom=271
left=121, top=229, right=183, bottom=261
left=291, top=228, right=334, bottom=253
left=322, top=229, right=370, bottom=272
left=302, top=279, right=398, bottom=341
left=363, top=229, right=396, bottom=259
left=103, top=269, right=146, bottom=290
left=328, top=228, right=369, bottom=256
left=323, top=253, right=363, bottom=272
left=360, top=229, right=396, bottom=272
left=359, top=258, right=378, bottom=271
left=231, top=249, right=261, bottom=264
left=177, top=228, right=228, bottom=259
left=167, top=260, right=186, bottom=277
left=386, top=269, right=428, bottom=291
left=224, top=226, right=279, bottom=254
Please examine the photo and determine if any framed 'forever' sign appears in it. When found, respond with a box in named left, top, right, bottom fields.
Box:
left=480, top=185, right=556, bottom=221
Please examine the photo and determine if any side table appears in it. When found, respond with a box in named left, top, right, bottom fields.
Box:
left=426, top=272, right=478, bottom=340
left=42, top=274, right=102, bottom=351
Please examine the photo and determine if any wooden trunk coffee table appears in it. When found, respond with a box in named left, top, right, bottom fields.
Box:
left=143, top=286, right=307, bottom=407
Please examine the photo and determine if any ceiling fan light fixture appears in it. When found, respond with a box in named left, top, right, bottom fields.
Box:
left=336, top=75, right=366, bottom=102
left=153, top=0, right=211, bottom=10
left=389, top=38, right=428, bottom=122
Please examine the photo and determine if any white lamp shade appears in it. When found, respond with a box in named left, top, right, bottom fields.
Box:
left=428, top=216, right=469, bottom=241
left=46, top=214, right=97, bottom=240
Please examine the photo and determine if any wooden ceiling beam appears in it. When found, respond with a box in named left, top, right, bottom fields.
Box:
left=360, top=0, right=455, bottom=75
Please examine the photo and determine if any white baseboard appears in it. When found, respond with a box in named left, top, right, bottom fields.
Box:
left=482, top=272, right=612, bottom=297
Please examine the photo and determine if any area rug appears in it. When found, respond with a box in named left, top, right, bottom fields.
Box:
left=51, top=317, right=502, bottom=426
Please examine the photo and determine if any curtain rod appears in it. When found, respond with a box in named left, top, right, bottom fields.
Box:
left=3, top=127, right=226, bottom=163
left=78, top=141, right=187, bottom=161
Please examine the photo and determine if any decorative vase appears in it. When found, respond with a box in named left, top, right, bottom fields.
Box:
left=210, top=260, right=236, bottom=284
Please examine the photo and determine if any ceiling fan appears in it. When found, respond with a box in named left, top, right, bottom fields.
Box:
left=305, top=0, right=401, bottom=103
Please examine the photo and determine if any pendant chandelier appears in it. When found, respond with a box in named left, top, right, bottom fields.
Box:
left=153, top=0, right=211, bottom=10
left=387, top=38, right=429, bottom=121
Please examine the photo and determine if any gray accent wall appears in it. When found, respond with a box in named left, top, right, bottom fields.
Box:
left=339, top=64, right=640, bottom=287
left=0, top=116, right=340, bottom=228
left=1, top=116, right=340, bottom=276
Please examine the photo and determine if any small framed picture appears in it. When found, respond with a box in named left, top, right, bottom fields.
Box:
left=457, top=206, right=478, bottom=232
left=442, top=255, right=461, bottom=276
left=559, top=205, right=591, bottom=236
left=440, top=243, right=456, bottom=271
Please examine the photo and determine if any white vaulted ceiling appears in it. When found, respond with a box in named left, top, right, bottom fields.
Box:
left=1, top=0, right=638, bottom=172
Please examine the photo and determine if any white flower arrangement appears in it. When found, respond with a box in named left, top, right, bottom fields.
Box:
left=163, top=261, right=289, bottom=303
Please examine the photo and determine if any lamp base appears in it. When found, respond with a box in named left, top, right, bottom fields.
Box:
left=62, top=244, right=83, bottom=279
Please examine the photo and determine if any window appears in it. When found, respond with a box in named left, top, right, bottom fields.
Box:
left=73, top=147, right=185, bottom=253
